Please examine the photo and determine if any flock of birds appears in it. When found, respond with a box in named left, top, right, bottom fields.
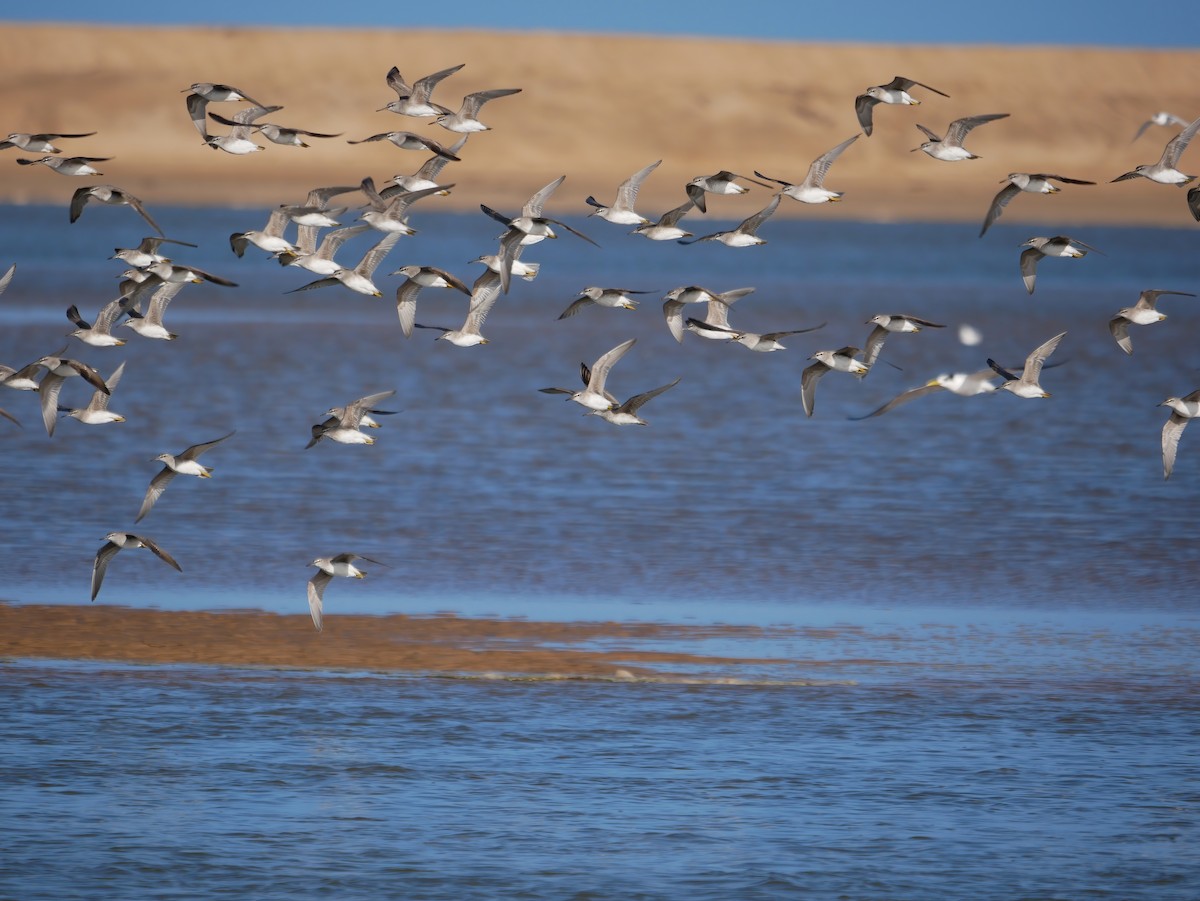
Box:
left=1, top=62, right=1198, bottom=631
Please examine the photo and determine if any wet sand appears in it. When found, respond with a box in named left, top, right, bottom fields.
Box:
left=0, top=603, right=819, bottom=679
left=0, top=23, right=1196, bottom=226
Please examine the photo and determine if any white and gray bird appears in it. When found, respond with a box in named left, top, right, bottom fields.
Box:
left=754, top=134, right=859, bottom=203
left=34, top=353, right=110, bottom=436
left=61, top=361, right=126, bottom=426
left=16, top=155, right=111, bottom=176
left=911, top=113, right=1009, bottom=161
left=585, top=160, right=662, bottom=224
left=1019, top=235, right=1102, bottom=294
left=631, top=198, right=696, bottom=241
left=412, top=269, right=503, bottom=346
left=1132, top=111, right=1189, bottom=142
left=1112, top=115, right=1200, bottom=185
left=70, top=185, right=164, bottom=236
left=980, top=173, right=1097, bottom=237
left=1161, top=388, right=1200, bottom=480
left=1109, top=289, right=1196, bottom=355
left=855, top=75, right=949, bottom=136
left=136, top=431, right=236, bottom=523
left=988, top=332, right=1067, bottom=398
left=201, top=104, right=282, bottom=154
left=558, top=286, right=652, bottom=319
left=1, top=131, right=96, bottom=153
left=802, top=347, right=869, bottom=417
left=307, top=390, right=397, bottom=448
left=379, top=63, right=464, bottom=118
left=685, top=170, right=772, bottom=213
left=112, top=235, right=197, bottom=269
left=434, top=87, right=522, bottom=133
left=679, top=193, right=781, bottom=247
left=662, top=285, right=755, bottom=343
left=307, top=553, right=385, bottom=632
left=91, top=532, right=182, bottom=602
left=390, top=265, right=471, bottom=338
left=862, top=314, right=945, bottom=373
left=540, top=338, right=637, bottom=412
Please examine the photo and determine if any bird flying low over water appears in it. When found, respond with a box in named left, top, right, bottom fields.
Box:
left=390, top=265, right=472, bottom=338
left=862, top=314, right=945, bottom=373
left=585, top=159, right=662, bottom=224
left=679, top=193, right=781, bottom=247
left=557, top=287, right=652, bottom=319
left=802, top=347, right=869, bottom=416
left=540, top=338, right=637, bottom=412
left=307, top=553, right=385, bottom=632
left=988, top=332, right=1067, bottom=398
left=1018, top=235, right=1102, bottom=294
left=91, top=532, right=182, bottom=602
left=136, top=431, right=236, bottom=523
left=1109, top=289, right=1196, bottom=355
left=379, top=62, right=464, bottom=118
left=1161, top=389, right=1200, bottom=480
left=855, top=75, right=948, bottom=136
left=34, top=352, right=110, bottom=437
left=70, top=185, right=164, bottom=236
left=60, top=361, right=126, bottom=426
left=980, top=174, right=1096, bottom=237
left=307, top=390, right=397, bottom=447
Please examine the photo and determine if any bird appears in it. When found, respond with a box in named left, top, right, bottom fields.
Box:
left=585, top=160, right=662, bottom=224
left=201, top=104, right=282, bottom=154
left=980, top=174, right=1097, bottom=237
left=862, top=314, right=946, bottom=372
left=1, top=356, right=44, bottom=392
left=802, top=348, right=869, bottom=416
left=413, top=269, right=503, bottom=346
left=988, top=332, right=1067, bottom=398
left=434, top=87, right=522, bottom=132
left=662, top=285, right=755, bottom=343
left=685, top=170, right=772, bottom=213
left=1160, top=389, right=1200, bottom=480
left=590, top=378, right=682, bottom=426
left=379, top=63, right=464, bottom=118
left=469, top=249, right=539, bottom=282
left=390, top=265, right=471, bottom=338
left=306, top=390, right=397, bottom=448
left=1131, top=111, right=1189, bottom=142
left=307, top=553, right=385, bottom=632
left=120, top=277, right=187, bottom=341
left=138, top=260, right=237, bottom=287
left=540, top=338, right=637, bottom=411
left=91, top=532, right=183, bottom=602
left=557, top=287, right=652, bottom=320
left=1112, top=115, right=1200, bottom=186
left=278, top=224, right=369, bottom=275
left=66, top=296, right=133, bottom=347
left=679, top=193, right=781, bottom=247
left=286, top=231, right=402, bottom=297
left=911, top=113, right=1009, bottom=161
left=631, top=198, right=696, bottom=241
left=855, top=76, right=949, bottom=136
left=111, top=235, right=198, bottom=268
left=347, top=130, right=462, bottom=159
left=683, top=319, right=825, bottom=352
left=229, top=206, right=298, bottom=258
left=358, top=179, right=448, bottom=235
left=60, top=361, right=126, bottom=426
left=34, top=353, right=110, bottom=437
left=15, top=155, right=111, bottom=176
left=849, top=368, right=1007, bottom=420
left=753, top=134, right=859, bottom=203
left=1109, top=290, right=1196, bottom=355
left=389, top=136, right=466, bottom=194
left=70, top=185, right=164, bottom=236
left=1, top=131, right=96, bottom=153
left=252, top=120, right=343, bottom=148
left=135, top=431, right=236, bottom=523
left=1018, top=236, right=1102, bottom=294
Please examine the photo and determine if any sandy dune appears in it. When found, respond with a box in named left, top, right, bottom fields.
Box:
left=0, top=23, right=1196, bottom=227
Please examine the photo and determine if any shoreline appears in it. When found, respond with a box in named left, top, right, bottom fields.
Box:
left=0, top=24, right=1196, bottom=226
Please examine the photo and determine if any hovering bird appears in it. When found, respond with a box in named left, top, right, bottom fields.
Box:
left=540, top=338, right=637, bottom=412
left=631, top=198, right=696, bottom=241
left=862, top=314, right=945, bottom=373
left=1161, top=388, right=1200, bottom=480
left=753, top=134, right=859, bottom=203
left=1112, top=115, right=1200, bottom=185
left=685, top=170, right=772, bottom=213
left=679, top=193, right=781, bottom=247
left=390, top=265, right=471, bottom=338
left=1019, top=236, right=1102, bottom=294
left=585, top=160, right=662, bottom=224
left=16, top=155, right=110, bottom=176
left=307, top=553, right=385, bottom=632
left=980, top=174, right=1096, bottom=237
left=70, top=185, right=164, bottom=236
left=1, top=131, right=96, bottom=153
left=1132, top=111, right=1189, bottom=142
left=1109, top=289, right=1196, bottom=355
left=413, top=269, right=503, bottom=346
left=307, top=390, right=397, bottom=447
left=855, top=76, right=949, bottom=136
left=802, top=347, right=869, bottom=416
left=988, top=332, right=1067, bottom=398
left=558, top=287, right=652, bottom=319
left=379, top=63, right=464, bottom=118
left=91, top=532, right=183, bottom=602
left=434, top=87, right=522, bottom=133
left=60, top=361, right=125, bottom=426
left=911, top=113, right=1009, bottom=161
left=136, top=431, right=236, bottom=523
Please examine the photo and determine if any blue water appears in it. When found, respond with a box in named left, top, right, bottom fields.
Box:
left=2, top=204, right=1200, bottom=898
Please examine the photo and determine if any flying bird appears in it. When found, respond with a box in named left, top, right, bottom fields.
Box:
left=980, top=174, right=1096, bottom=237
left=307, top=553, right=385, bottom=631
left=91, top=532, right=182, bottom=602
left=754, top=134, right=859, bottom=203
left=1160, top=389, right=1200, bottom=480
left=855, top=76, right=949, bottom=136
left=136, top=431, right=236, bottom=523
left=911, top=113, right=1009, bottom=161
left=1019, top=236, right=1102, bottom=294
left=1109, top=289, right=1196, bottom=355
left=988, top=332, right=1067, bottom=398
